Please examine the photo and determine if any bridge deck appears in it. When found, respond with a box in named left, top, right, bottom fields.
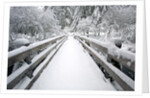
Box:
left=31, top=36, right=116, bottom=90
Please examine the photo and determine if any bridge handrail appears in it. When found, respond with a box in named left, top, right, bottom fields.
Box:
left=8, top=35, right=65, bottom=67
left=76, top=35, right=135, bottom=72
left=7, top=37, right=66, bottom=89
left=75, top=35, right=135, bottom=91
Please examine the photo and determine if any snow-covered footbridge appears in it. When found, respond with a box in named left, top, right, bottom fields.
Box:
left=7, top=35, right=135, bottom=91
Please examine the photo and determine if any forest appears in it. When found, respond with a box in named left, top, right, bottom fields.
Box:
left=9, top=5, right=136, bottom=52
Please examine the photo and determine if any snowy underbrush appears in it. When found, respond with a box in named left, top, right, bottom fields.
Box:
left=9, top=32, right=61, bottom=51
left=88, top=35, right=135, bottom=54
left=107, top=38, right=135, bottom=53
left=122, top=42, right=135, bottom=53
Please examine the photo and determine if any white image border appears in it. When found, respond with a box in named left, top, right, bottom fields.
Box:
left=1, top=0, right=144, bottom=95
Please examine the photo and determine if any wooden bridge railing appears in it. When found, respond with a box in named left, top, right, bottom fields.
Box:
left=8, top=35, right=65, bottom=68
left=76, top=36, right=135, bottom=72
left=75, top=35, right=135, bottom=91
left=7, top=35, right=66, bottom=89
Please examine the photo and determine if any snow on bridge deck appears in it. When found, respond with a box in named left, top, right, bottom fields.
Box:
left=31, top=36, right=116, bottom=90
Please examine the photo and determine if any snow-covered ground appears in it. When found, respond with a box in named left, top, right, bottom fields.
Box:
left=31, top=36, right=116, bottom=90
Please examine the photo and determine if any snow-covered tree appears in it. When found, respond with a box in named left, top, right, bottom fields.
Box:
left=102, top=6, right=136, bottom=43
left=9, top=6, right=62, bottom=42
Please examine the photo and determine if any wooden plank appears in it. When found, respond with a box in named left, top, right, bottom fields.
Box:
left=77, top=38, right=134, bottom=91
